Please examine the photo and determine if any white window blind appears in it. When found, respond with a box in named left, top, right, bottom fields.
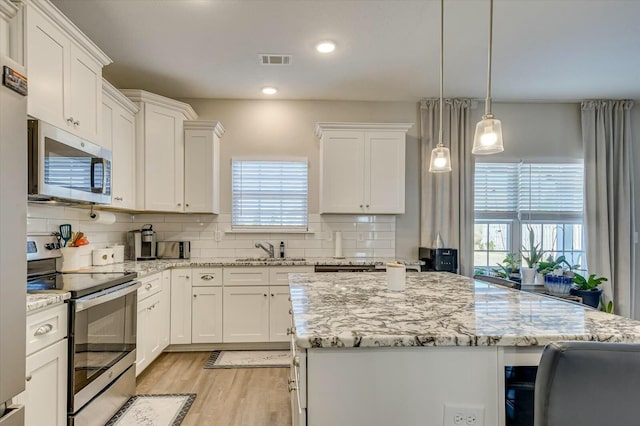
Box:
left=475, top=162, right=583, bottom=219
left=232, top=159, right=308, bottom=229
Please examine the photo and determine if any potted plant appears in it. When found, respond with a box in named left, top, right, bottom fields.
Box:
left=571, top=273, right=608, bottom=308
left=538, top=255, right=579, bottom=296
left=521, top=226, right=544, bottom=284
left=494, top=252, right=520, bottom=281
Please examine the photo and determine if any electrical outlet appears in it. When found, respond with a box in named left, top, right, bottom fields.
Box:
left=443, top=404, right=484, bottom=426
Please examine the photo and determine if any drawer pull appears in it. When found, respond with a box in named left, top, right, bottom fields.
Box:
left=287, top=327, right=296, bottom=336
left=145, top=283, right=152, bottom=290
left=292, top=356, right=300, bottom=367
left=201, top=275, right=215, bottom=281
left=288, top=383, right=297, bottom=392
left=34, top=324, right=53, bottom=336
left=289, top=308, right=293, bottom=315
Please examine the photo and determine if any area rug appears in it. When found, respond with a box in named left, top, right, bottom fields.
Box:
left=104, top=394, right=196, bottom=426
left=204, top=350, right=290, bottom=369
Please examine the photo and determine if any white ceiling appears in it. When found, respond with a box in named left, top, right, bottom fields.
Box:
left=52, top=0, right=640, bottom=102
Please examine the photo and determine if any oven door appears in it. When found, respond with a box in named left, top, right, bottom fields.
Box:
left=28, top=119, right=112, bottom=204
left=68, top=281, right=140, bottom=414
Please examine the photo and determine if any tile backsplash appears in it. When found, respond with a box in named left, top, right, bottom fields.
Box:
left=27, top=204, right=397, bottom=260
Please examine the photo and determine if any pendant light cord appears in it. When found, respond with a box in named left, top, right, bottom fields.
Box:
left=438, top=0, right=444, bottom=147
left=485, top=0, right=494, bottom=115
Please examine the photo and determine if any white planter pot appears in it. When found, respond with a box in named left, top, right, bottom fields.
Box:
left=521, top=267, right=536, bottom=284
left=536, top=272, right=545, bottom=285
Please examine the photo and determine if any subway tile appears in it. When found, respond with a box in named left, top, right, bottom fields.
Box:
left=190, top=240, right=218, bottom=249
left=234, top=248, right=266, bottom=258
left=284, top=248, right=305, bottom=258
left=321, top=239, right=356, bottom=249
left=343, top=249, right=374, bottom=258
left=201, top=248, right=235, bottom=258
left=131, top=213, right=166, bottom=223
left=27, top=204, right=68, bottom=219
left=217, top=240, right=255, bottom=249
left=321, top=222, right=358, bottom=232
left=357, top=240, right=391, bottom=249
left=288, top=239, right=322, bottom=249
left=304, top=248, right=334, bottom=258
left=356, top=223, right=394, bottom=232
left=374, top=248, right=396, bottom=258
left=27, top=218, right=48, bottom=234
left=183, top=222, right=217, bottom=232
left=269, top=233, right=305, bottom=240
left=162, top=231, right=200, bottom=240
left=200, top=231, right=215, bottom=240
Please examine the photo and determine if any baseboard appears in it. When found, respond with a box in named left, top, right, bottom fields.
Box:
left=164, top=342, right=289, bottom=352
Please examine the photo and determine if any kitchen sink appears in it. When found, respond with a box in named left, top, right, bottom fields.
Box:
left=235, top=257, right=307, bottom=262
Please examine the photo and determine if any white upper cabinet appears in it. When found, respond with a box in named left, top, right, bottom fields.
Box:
left=25, top=0, right=111, bottom=145
left=316, top=122, right=412, bottom=215
left=102, top=80, right=138, bottom=209
left=121, top=90, right=197, bottom=212
left=0, top=0, right=24, bottom=64
left=184, top=121, right=225, bottom=214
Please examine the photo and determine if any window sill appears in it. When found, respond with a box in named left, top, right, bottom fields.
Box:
left=225, top=228, right=316, bottom=234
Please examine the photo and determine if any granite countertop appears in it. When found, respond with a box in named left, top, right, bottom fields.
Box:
left=74, top=257, right=420, bottom=278
left=288, top=271, right=640, bottom=349
left=27, top=291, right=71, bottom=313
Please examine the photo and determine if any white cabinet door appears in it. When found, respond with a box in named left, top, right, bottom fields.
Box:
left=147, top=293, right=162, bottom=361
left=135, top=296, right=150, bottom=374
left=101, top=94, right=114, bottom=150
left=269, top=266, right=314, bottom=286
left=223, top=267, right=270, bottom=286
left=110, top=106, right=136, bottom=209
left=160, top=270, right=171, bottom=350
left=24, top=339, right=67, bottom=426
left=223, top=286, right=270, bottom=343
left=143, top=104, right=184, bottom=212
left=320, top=131, right=366, bottom=213
left=269, top=286, right=292, bottom=342
left=192, top=287, right=223, bottom=344
left=170, top=269, right=192, bottom=344
left=366, top=131, right=405, bottom=214
left=26, top=8, right=70, bottom=130
left=69, top=44, right=101, bottom=143
left=184, top=126, right=221, bottom=213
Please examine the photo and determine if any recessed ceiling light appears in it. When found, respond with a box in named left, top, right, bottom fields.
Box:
left=316, top=41, right=336, bottom=53
left=262, top=87, right=278, bottom=95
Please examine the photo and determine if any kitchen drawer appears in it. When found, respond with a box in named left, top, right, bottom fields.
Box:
left=269, top=266, right=314, bottom=286
left=192, top=267, right=223, bottom=287
left=26, top=304, right=68, bottom=357
left=223, top=267, right=269, bottom=286
left=137, top=273, right=162, bottom=301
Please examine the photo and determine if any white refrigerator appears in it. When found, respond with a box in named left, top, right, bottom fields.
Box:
left=0, top=52, right=28, bottom=425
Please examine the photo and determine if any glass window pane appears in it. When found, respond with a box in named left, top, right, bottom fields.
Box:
left=474, top=252, right=488, bottom=268
left=474, top=224, right=488, bottom=250
left=489, top=251, right=508, bottom=268
left=573, top=224, right=583, bottom=250
left=488, top=224, right=508, bottom=251
left=542, top=224, right=561, bottom=251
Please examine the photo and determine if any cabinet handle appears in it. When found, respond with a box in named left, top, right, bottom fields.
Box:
left=193, top=294, right=198, bottom=298
left=26, top=375, right=32, bottom=382
left=34, top=323, right=53, bottom=336
left=201, top=275, right=215, bottom=280
left=288, top=383, right=298, bottom=392
left=73, top=120, right=80, bottom=127
left=114, top=196, right=123, bottom=201
left=289, top=308, right=293, bottom=315
left=66, top=117, right=73, bottom=124
left=271, top=293, right=274, bottom=297
left=145, top=283, right=152, bottom=290
left=186, top=203, right=190, bottom=207
left=292, top=356, right=300, bottom=367
left=177, top=203, right=182, bottom=207
left=360, top=204, right=363, bottom=208
left=366, top=204, right=370, bottom=208
left=287, top=327, right=296, bottom=336
left=263, top=293, right=268, bottom=297
left=185, top=276, right=190, bottom=279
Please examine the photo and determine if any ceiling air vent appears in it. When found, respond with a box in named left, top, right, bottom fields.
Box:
left=260, top=54, right=292, bottom=65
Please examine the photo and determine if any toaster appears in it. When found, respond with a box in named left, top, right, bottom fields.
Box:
left=156, top=241, right=191, bottom=259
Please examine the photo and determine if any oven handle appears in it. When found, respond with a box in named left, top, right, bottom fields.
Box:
left=74, top=281, right=141, bottom=312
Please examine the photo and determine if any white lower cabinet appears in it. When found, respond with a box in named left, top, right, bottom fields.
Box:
left=223, top=286, right=270, bottom=343
left=23, top=338, right=67, bottom=426
left=192, top=287, right=223, bottom=343
left=170, top=269, right=192, bottom=344
left=270, top=286, right=293, bottom=342
left=136, top=272, right=169, bottom=376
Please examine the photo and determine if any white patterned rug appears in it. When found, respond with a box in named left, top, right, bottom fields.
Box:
left=204, top=350, right=291, bottom=369
left=105, top=394, right=196, bottom=426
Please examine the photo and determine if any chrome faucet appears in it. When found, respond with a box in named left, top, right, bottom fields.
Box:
left=255, top=241, right=275, bottom=258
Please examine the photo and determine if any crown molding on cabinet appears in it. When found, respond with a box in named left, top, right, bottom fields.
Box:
left=120, top=89, right=198, bottom=120
left=184, top=120, right=225, bottom=138
left=314, top=122, right=414, bottom=139
left=102, top=79, right=139, bottom=115
left=27, top=0, right=112, bottom=66
left=0, top=0, right=19, bottom=21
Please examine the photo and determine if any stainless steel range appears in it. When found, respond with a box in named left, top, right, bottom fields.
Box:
left=27, top=236, right=140, bottom=426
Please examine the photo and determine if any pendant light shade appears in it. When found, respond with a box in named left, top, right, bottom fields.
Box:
left=429, top=145, right=452, bottom=172
left=429, top=0, right=452, bottom=173
left=472, top=0, right=504, bottom=155
left=472, top=114, right=503, bottom=154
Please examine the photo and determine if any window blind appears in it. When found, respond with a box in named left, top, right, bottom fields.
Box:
left=475, top=162, right=583, bottom=218
left=232, top=160, right=308, bottom=229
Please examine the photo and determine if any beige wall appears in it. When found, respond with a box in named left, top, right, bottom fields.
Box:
left=182, top=98, right=422, bottom=259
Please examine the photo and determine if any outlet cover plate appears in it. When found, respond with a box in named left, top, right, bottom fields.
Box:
left=443, top=403, right=485, bottom=426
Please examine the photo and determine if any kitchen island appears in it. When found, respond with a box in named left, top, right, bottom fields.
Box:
left=288, top=272, right=640, bottom=426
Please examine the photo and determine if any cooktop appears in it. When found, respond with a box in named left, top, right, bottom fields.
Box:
left=27, top=271, right=138, bottom=298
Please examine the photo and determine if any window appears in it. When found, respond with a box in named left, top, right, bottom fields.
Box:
left=474, top=162, right=584, bottom=273
left=232, top=159, right=308, bottom=230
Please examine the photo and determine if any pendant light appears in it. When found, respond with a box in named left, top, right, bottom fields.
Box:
left=472, top=0, right=504, bottom=155
left=429, top=0, right=452, bottom=173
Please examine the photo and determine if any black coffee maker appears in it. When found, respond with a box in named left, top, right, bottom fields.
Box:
left=419, top=247, right=458, bottom=273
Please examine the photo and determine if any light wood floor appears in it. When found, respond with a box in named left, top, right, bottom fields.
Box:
left=136, top=352, right=292, bottom=426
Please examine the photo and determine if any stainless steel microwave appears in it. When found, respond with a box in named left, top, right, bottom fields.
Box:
left=28, top=119, right=112, bottom=204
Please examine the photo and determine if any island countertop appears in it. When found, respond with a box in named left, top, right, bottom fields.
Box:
left=289, top=271, right=640, bottom=349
